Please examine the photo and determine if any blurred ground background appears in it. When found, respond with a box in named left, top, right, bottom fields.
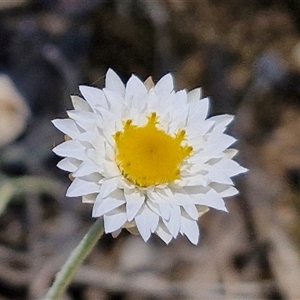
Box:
left=1, top=0, right=300, bottom=299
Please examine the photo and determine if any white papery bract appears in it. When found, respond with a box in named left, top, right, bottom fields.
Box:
left=53, top=69, right=247, bottom=244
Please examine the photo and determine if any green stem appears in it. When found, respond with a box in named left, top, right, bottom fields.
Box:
left=44, top=218, right=104, bottom=300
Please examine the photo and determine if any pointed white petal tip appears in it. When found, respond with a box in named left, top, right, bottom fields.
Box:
left=105, top=68, right=125, bottom=94
left=155, top=73, right=174, bottom=94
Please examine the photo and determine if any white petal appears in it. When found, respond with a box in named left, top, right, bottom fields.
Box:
left=210, top=114, right=234, bottom=130
left=184, top=174, right=209, bottom=187
left=79, top=86, right=108, bottom=109
left=162, top=205, right=181, bottom=237
left=220, top=186, right=238, bottom=197
left=145, top=203, right=159, bottom=232
left=156, top=197, right=171, bottom=220
left=134, top=205, right=152, bottom=242
left=186, top=120, right=215, bottom=139
left=66, top=177, right=100, bottom=197
left=208, top=115, right=234, bottom=136
left=207, top=168, right=233, bottom=185
left=103, top=206, right=127, bottom=233
left=145, top=91, right=160, bottom=112
left=187, top=151, right=211, bottom=166
left=180, top=213, right=199, bottom=245
left=53, top=140, right=86, bottom=160
left=210, top=184, right=239, bottom=198
left=124, top=188, right=145, bottom=221
left=103, top=89, right=123, bottom=116
left=76, top=130, right=96, bottom=143
left=126, top=74, right=147, bottom=96
left=102, top=161, right=121, bottom=177
left=71, top=95, right=91, bottom=111
left=182, top=204, right=199, bottom=220
left=90, top=134, right=106, bottom=156
left=187, top=97, right=210, bottom=124
left=67, top=110, right=102, bottom=130
left=52, top=119, right=80, bottom=138
left=145, top=198, right=161, bottom=216
left=105, top=68, right=125, bottom=95
left=169, top=105, right=189, bottom=132
left=104, top=142, right=116, bottom=161
left=165, top=188, right=195, bottom=206
left=95, top=106, right=116, bottom=125
left=183, top=185, right=210, bottom=196
left=206, top=134, right=236, bottom=153
left=187, top=88, right=202, bottom=103
left=73, top=159, right=100, bottom=177
left=174, top=90, right=187, bottom=106
left=155, top=73, right=174, bottom=95
left=194, top=188, right=227, bottom=212
left=57, top=158, right=80, bottom=172
left=92, top=189, right=125, bottom=216
left=153, top=186, right=174, bottom=199
left=214, top=159, right=248, bottom=177
left=99, top=178, right=120, bottom=198
left=103, top=123, right=119, bottom=146
left=155, top=222, right=173, bottom=244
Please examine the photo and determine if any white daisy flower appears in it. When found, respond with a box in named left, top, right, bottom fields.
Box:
left=52, top=69, right=247, bottom=245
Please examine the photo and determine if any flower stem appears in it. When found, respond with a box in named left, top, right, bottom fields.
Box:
left=44, top=217, right=104, bottom=300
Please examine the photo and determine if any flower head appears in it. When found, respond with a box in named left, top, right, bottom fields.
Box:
left=53, top=69, right=247, bottom=244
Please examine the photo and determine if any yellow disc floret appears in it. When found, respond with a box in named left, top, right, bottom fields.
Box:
left=114, top=112, right=193, bottom=187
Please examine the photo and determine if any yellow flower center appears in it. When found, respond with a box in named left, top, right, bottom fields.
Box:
left=114, top=112, right=193, bottom=187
